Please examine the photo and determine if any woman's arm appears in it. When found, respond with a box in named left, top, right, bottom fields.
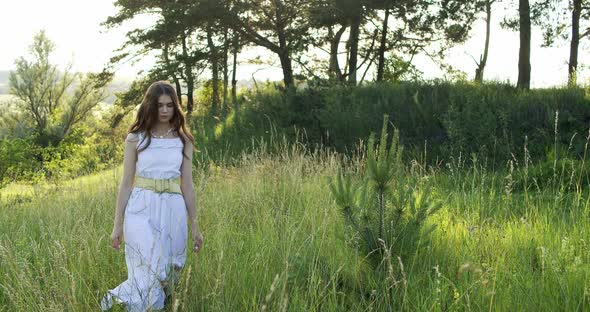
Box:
left=180, top=136, right=203, bottom=252
left=111, top=133, right=138, bottom=249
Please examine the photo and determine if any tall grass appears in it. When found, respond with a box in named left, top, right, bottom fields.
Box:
left=1, top=131, right=590, bottom=311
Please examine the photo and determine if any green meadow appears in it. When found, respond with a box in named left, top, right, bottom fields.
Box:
left=1, top=133, right=589, bottom=311
left=3, top=0, right=590, bottom=308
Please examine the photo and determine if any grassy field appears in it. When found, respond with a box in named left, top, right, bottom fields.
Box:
left=1, top=137, right=589, bottom=311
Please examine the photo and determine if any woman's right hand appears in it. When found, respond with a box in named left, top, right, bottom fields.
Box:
left=110, top=225, right=123, bottom=251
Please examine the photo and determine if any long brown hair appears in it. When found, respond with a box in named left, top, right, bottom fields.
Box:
left=127, top=80, right=196, bottom=160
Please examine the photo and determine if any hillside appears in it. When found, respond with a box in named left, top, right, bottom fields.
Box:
left=0, top=70, right=131, bottom=104
left=0, top=70, right=262, bottom=104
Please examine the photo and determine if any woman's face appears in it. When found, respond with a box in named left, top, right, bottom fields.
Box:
left=157, top=94, right=174, bottom=124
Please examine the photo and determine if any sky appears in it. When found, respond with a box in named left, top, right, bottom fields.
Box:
left=0, top=0, right=587, bottom=88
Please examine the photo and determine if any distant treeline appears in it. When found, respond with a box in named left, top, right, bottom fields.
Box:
left=103, top=0, right=584, bottom=119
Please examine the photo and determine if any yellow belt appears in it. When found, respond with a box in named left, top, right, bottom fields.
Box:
left=134, top=175, right=182, bottom=194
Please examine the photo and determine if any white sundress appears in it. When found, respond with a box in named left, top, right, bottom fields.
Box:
left=101, top=131, right=188, bottom=312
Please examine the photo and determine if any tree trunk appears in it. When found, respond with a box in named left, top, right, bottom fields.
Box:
left=517, top=0, right=531, bottom=89
left=222, top=26, right=229, bottom=115
left=329, top=25, right=347, bottom=81
left=207, top=23, right=220, bottom=116
left=232, top=30, right=238, bottom=107
left=569, top=0, right=581, bottom=86
left=278, top=50, right=294, bottom=88
left=163, top=41, right=182, bottom=106
left=181, top=31, right=194, bottom=114
left=347, top=10, right=362, bottom=85
left=275, top=0, right=294, bottom=88
left=174, top=79, right=182, bottom=106
left=475, top=0, right=492, bottom=83
left=376, top=8, right=390, bottom=82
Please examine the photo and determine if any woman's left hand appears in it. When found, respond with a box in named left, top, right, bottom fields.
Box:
left=191, top=223, right=203, bottom=254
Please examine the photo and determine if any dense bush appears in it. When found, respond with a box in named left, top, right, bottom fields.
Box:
left=219, top=81, right=590, bottom=169
left=39, top=127, right=124, bottom=183
left=0, top=124, right=126, bottom=187
left=0, top=137, right=43, bottom=187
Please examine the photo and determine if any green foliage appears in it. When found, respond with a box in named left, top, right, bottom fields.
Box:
left=0, top=120, right=125, bottom=188
left=382, top=54, right=423, bottom=82
left=366, top=114, right=403, bottom=191
left=39, top=128, right=113, bottom=183
left=0, top=96, right=35, bottom=139
left=190, top=83, right=306, bottom=167
left=222, top=81, right=590, bottom=170
left=0, top=137, right=43, bottom=188
left=329, top=115, right=442, bottom=272
left=328, top=167, right=361, bottom=223
left=8, top=30, right=112, bottom=148
left=514, top=154, right=590, bottom=193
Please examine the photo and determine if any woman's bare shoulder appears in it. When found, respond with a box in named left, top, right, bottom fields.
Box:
left=179, top=131, right=192, bottom=142
left=125, top=132, right=140, bottom=142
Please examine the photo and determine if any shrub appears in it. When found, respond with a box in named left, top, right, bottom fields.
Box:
left=329, top=115, right=442, bottom=269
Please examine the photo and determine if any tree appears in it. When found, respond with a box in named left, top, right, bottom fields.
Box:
left=183, top=0, right=229, bottom=117
left=222, top=26, right=230, bottom=115
left=373, top=0, right=478, bottom=83
left=474, top=0, right=499, bottom=83
left=206, top=22, right=221, bottom=115
left=307, top=0, right=369, bottom=84
left=225, top=0, right=313, bottom=88
left=8, top=31, right=112, bottom=147
left=310, top=0, right=477, bottom=84
left=532, top=0, right=588, bottom=86
left=518, top=0, right=532, bottom=89
left=343, top=0, right=364, bottom=84
left=376, top=4, right=390, bottom=81
left=230, top=30, right=243, bottom=107
left=503, top=0, right=532, bottom=89
left=186, top=0, right=247, bottom=115
left=103, top=0, right=206, bottom=115
left=329, top=115, right=442, bottom=269
left=307, top=0, right=349, bottom=81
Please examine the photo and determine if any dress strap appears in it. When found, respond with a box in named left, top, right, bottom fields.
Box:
left=136, top=131, right=146, bottom=149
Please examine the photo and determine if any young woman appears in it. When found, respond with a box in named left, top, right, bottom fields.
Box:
left=100, top=81, right=203, bottom=311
